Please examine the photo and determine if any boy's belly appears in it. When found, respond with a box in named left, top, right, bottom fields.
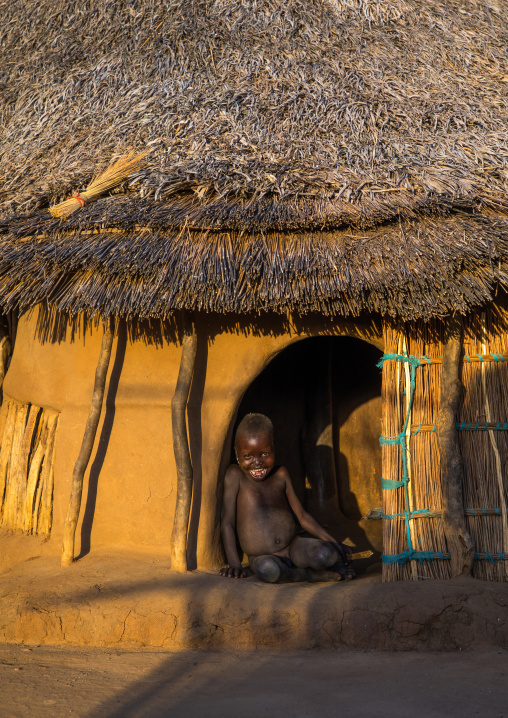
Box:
left=236, top=506, right=297, bottom=558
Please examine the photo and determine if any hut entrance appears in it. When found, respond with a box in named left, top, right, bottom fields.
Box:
left=233, top=336, right=383, bottom=568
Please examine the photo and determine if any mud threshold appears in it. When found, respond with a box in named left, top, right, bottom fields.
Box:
left=1, top=539, right=507, bottom=651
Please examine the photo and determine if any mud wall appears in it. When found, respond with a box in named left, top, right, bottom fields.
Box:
left=3, top=308, right=382, bottom=568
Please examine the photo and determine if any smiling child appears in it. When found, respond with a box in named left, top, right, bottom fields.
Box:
left=219, top=413, right=353, bottom=583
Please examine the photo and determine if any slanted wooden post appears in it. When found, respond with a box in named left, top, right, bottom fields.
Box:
left=436, top=317, right=474, bottom=577
left=61, top=318, right=114, bottom=566
left=170, top=311, right=197, bottom=572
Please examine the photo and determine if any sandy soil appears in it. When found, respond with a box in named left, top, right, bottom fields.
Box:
left=1, top=531, right=508, bottom=716
left=1, top=644, right=507, bottom=717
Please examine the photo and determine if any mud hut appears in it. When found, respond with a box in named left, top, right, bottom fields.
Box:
left=1, top=0, right=508, bottom=582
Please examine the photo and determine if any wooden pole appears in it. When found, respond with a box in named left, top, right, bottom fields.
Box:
left=170, top=312, right=197, bottom=572
left=61, top=319, right=114, bottom=566
left=436, top=318, right=474, bottom=577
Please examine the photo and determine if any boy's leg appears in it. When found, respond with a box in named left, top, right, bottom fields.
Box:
left=289, top=536, right=338, bottom=569
left=289, top=537, right=354, bottom=580
left=250, top=554, right=309, bottom=583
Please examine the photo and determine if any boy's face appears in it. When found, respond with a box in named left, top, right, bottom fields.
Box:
left=235, top=430, right=274, bottom=481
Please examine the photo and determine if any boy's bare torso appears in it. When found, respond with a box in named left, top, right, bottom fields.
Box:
left=229, top=464, right=297, bottom=559
left=220, top=423, right=353, bottom=582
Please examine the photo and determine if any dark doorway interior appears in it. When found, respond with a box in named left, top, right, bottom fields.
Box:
left=233, top=336, right=383, bottom=568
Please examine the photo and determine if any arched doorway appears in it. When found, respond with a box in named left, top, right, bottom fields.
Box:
left=232, top=336, right=383, bottom=573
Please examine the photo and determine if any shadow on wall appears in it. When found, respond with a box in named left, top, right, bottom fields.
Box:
left=33, top=305, right=382, bottom=347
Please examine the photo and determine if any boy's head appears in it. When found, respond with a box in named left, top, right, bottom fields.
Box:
left=235, top=413, right=274, bottom=450
left=234, top=413, right=275, bottom=481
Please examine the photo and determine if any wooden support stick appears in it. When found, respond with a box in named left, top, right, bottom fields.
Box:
left=23, top=412, right=48, bottom=533
left=0, top=334, right=11, bottom=395
left=0, top=400, right=14, bottom=515
left=38, top=411, right=59, bottom=536
left=436, top=318, right=474, bottom=577
left=61, top=319, right=114, bottom=566
left=351, top=550, right=374, bottom=560
left=15, top=405, right=39, bottom=531
left=170, top=312, right=197, bottom=573
left=4, top=403, right=29, bottom=528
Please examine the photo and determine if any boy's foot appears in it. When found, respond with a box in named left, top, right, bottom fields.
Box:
left=306, top=564, right=355, bottom=583
left=329, top=560, right=355, bottom=581
left=219, top=565, right=253, bottom=578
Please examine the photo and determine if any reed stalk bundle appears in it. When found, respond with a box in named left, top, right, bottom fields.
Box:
left=49, top=150, right=150, bottom=220
left=0, top=398, right=59, bottom=535
left=381, top=323, right=450, bottom=581
left=460, top=309, right=508, bottom=581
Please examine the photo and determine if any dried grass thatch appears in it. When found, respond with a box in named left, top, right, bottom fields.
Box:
left=1, top=0, right=508, bottom=319
left=2, top=0, right=508, bottom=217
left=1, top=209, right=508, bottom=320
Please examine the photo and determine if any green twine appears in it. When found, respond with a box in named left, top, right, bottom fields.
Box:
left=383, top=551, right=506, bottom=565
left=380, top=477, right=406, bottom=490
left=475, top=552, right=506, bottom=562
left=382, top=551, right=450, bottom=566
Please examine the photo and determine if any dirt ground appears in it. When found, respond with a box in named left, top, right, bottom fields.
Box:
left=1, top=532, right=508, bottom=716
left=1, top=644, right=507, bottom=717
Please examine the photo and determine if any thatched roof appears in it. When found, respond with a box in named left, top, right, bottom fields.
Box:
left=1, top=0, right=508, bottom=320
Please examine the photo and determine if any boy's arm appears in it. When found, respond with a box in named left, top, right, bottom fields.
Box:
left=219, top=467, right=248, bottom=578
left=282, top=468, right=352, bottom=561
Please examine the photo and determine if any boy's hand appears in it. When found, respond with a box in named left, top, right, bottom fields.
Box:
left=219, top=565, right=251, bottom=578
left=332, top=542, right=353, bottom=565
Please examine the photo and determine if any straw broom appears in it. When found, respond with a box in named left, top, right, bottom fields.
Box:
left=49, top=149, right=151, bottom=220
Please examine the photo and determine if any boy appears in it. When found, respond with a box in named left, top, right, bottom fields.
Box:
left=219, top=413, right=353, bottom=583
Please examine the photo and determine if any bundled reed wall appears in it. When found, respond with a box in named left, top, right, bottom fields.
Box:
left=460, top=309, right=508, bottom=581
left=381, top=324, right=450, bottom=582
left=0, top=397, right=59, bottom=535
left=381, top=315, right=508, bottom=582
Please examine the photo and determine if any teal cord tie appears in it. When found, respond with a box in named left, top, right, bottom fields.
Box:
left=381, top=477, right=407, bottom=490
left=376, top=354, right=421, bottom=370
left=465, top=355, right=472, bottom=363
left=455, top=421, right=508, bottom=431
left=379, top=433, right=405, bottom=446
left=381, top=508, right=439, bottom=520
left=372, top=507, right=508, bottom=519
left=382, top=551, right=450, bottom=566
left=385, top=552, right=507, bottom=564
left=474, top=552, right=506, bottom=562
left=476, top=354, right=484, bottom=362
